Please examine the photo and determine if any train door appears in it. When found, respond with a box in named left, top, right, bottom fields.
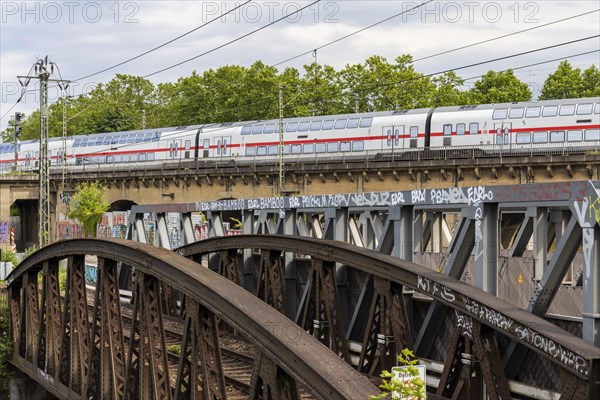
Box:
left=216, top=136, right=231, bottom=157
left=184, top=139, right=191, bottom=158
left=383, top=125, right=404, bottom=151
left=494, top=122, right=512, bottom=153
left=169, top=140, right=182, bottom=159
left=201, top=139, right=210, bottom=158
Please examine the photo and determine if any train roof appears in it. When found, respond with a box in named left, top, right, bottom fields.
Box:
left=433, top=97, right=600, bottom=114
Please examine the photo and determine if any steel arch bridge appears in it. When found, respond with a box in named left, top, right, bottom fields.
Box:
left=5, top=235, right=600, bottom=399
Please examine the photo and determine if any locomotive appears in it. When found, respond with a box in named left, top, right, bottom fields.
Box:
left=1, top=97, right=599, bottom=173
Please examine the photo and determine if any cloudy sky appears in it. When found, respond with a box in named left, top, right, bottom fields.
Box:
left=1, top=0, right=599, bottom=133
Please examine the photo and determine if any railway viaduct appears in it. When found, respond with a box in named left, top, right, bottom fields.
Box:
left=3, top=152, right=600, bottom=398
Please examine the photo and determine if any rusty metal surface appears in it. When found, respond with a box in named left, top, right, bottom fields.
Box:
left=7, top=238, right=378, bottom=400
left=177, top=234, right=600, bottom=382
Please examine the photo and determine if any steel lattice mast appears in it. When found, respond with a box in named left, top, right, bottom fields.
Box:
left=18, top=56, right=69, bottom=247
left=38, top=57, right=51, bottom=247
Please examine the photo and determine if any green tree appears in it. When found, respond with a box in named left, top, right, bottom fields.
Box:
left=581, top=65, right=600, bottom=97
left=431, top=71, right=468, bottom=106
left=68, top=181, right=109, bottom=237
left=539, top=61, right=583, bottom=100
left=371, top=348, right=426, bottom=400
left=469, top=70, right=531, bottom=103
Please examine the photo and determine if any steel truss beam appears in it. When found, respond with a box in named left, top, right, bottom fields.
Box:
left=179, top=235, right=600, bottom=396
left=7, top=238, right=377, bottom=399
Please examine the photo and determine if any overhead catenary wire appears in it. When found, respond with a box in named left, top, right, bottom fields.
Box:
left=271, top=0, right=435, bottom=67
left=73, top=1, right=253, bottom=82
left=143, top=0, right=321, bottom=78
left=412, top=9, right=600, bottom=63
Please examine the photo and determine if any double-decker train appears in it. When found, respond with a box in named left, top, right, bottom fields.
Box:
left=1, top=97, right=599, bottom=172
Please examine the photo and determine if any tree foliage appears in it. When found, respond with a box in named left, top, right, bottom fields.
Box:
left=468, top=70, right=532, bottom=103
left=371, top=348, right=426, bottom=399
left=3, top=56, right=597, bottom=142
left=539, top=61, right=600, bottom=100
left=67, top=181, right=109, bottom=237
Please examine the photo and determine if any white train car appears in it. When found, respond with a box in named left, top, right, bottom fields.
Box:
left=430, top=98, right=600, bottom=154
left=2, top=97, right=598, bottom=173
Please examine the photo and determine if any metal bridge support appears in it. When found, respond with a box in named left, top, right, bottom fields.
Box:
left=475, top=203, right=498, bottom=295
left=534, top=207, right=548, bottom=281
left=324, top=207, right=349, bottom=325
left=583, top=225, right=600, bottom=347
left=242, top=209, right=255, bottom=292
left=281, top=209, right=298, bottom=318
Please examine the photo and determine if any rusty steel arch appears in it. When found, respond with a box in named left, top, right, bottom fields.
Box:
left=177, top=235, right=600, bottom=399
left=6, top=238, right=378, bottom=400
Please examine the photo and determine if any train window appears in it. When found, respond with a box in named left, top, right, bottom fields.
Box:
left=492, top=109, right=507, bottom=119
left=567, top=130, right=583, bottom=141
left=443, top=124, right=452, bottom=136
left=291, top=144, right=301, bottom=154
left=352, top=141, right=364, bottom=151
left=139, top=153, right=147, bottom=162
left=386, top=129, right=392, bottom=146
left=148, top=153, right=155, bottom=161
left=111, top=136, right=119, bottom=144
left=334, top=119, right=347, bottom=129
left=274, top=123, right=286, bottom=133
left=585, top=129, right=600, bottom=141
left=286, top=122, right=298, bottom=132
left=516, top=132, right=531, bottom=144
left=241, top=126, right=252, bottom=135
left=456, top=123, right=466, bottom=135
left=185, top=140, right=191, bottom=151
left=118, top=135, right=127, bottom=144
left=298, top=122, right=310, bottom=132
left=559, top=105, right=575, bottom=116
left=360, top=117, right=373, bottom=128
left=257, top=146, right=267, bottom=156
left=595, top=104, right=600, bottom=114
left=525, top=107, right=541, bottom=118
left=81, top=138, right=89, bottom=146
left=542, top=105, right=558, bottom=117
left=315, top=143, right=326, bottom=153
left=252, top=125, right=264, bottom=135
left=153, top=132, right=161, bottom=141
left=127, top=134, right=136, bottom=144
left=327, top=142, right=338, bottom=152
left=550, top=131, right=565, bottom=142
left=264, top=124, right=275, bottom=134
left=310, top=121, right=322, bottom=131
left=303, top=143, right=314, bottom=153
left=144, top=133, right=154, bottom=142
left=136, top=134, right=145, bottom=143
left=322, top=120, right=334, bottom=130
left=347, top=118, right=360, bottom=129
left=283, top=145, right=290, bottom=155
left=203, top=139, right=210, bottom=149
left=340, top=142, right=351, bottom=152
left=509, top=108, right=524, bottom=119
left=268, top=145, right=278, bottom=155
left=468, top=122, right=479, bottom=135
left=532, top=131, right=548, bottom=143
left=577, top=104, right=593, bottom=115
left=245, top=147, right=256, bottom=156
left=74, top=138, right=81, bottom=147
left=216, top=140, right=221, bottom=155
left=410, top=126, right=418, bottom=138
left=103, top=136, right=111, bottom=145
